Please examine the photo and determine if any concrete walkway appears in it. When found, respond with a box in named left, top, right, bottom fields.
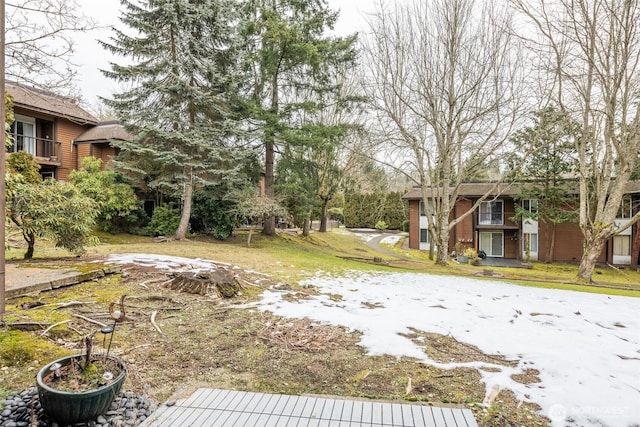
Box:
left=4, top=262, right=121, bottom=299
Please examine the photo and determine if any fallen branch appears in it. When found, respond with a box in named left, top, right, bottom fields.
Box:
left=68, top=325, right=84, bottom=336
left=118, top=344, right=153, bottom=356
left=72, top=313, right=107, bottom=328
left=234, top=276, right=268, bottom=290
left=53, top=301, right=96, bottom=310
left=139, top=279, right=170, bottom=289
left=607, top=263, right=627, bottom=275
left=21, top=301, right=46, bottom=310
left=150, top=310, right=168, bottom=340
left=129, top=295, right=179, bottom=304
left=41, top=319, right=72, bottom=336
left=618, top=354, right=640, bottom=361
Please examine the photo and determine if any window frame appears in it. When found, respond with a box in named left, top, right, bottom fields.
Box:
left=479, top=200, right=504, bottom=225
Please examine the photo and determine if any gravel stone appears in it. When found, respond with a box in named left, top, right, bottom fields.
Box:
left=0, top=388, right=158, bottom=427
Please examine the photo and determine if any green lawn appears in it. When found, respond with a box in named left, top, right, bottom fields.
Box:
left=8, top=228, right=640, bottom=297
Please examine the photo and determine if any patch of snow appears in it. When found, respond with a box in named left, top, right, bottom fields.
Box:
left=259, top=271, right=640, bottom=427
left=347, top=229, right=382, bottom=243
left=380, top=235, right=402, bottom=245
left=107, top=253, right=227, bottom=273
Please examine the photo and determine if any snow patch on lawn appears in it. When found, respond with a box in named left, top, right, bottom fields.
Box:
left=259, top=271, right=640, bottom=427
left=107, top=253, right=228, bottom=273
left=380, top=234, right=402, bottom=246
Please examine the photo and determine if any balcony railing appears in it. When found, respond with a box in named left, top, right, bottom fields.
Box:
left=7, top=135, right=62, bottom=164
left=478, top=212, right=504, bottom=225
left=477, top=211, right=518, bottom=227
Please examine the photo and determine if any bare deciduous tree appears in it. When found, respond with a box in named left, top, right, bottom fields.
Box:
left=6, top=0, right=95, bottom=95
left=362, top=0, right=526, bottom=264
left=513, top=0, right=640, bottom=282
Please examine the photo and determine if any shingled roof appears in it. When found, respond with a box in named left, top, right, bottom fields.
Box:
left=403, top=183, right=520, bottom=199
left=7, top=81, right=98, bottom=125
left=75, top=121, right=133, bottom=143
left=404, top=180, right=640, bottom=199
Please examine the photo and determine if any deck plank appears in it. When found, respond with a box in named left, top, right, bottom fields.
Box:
left=140, top=388, right=478, bottom=427
left=441, top=407, right=459, bottom=427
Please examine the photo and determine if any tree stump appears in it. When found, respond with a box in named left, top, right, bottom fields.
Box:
left=166, top=270, right=242, bottom=298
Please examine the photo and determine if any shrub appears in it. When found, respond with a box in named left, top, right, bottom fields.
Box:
left=190, top=192, right=236, bottom=240
left=146, top=205, right=180, bottom=236
left=463, top=247, right=478, bottom=258
left=375, top=220, right=388, bottom=230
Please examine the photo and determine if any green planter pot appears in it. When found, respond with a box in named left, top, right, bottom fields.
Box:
left=37, top=354, right=126, bottom=425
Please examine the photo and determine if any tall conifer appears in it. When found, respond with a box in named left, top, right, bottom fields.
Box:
left=239, top=0, right=357, bottom=235
left=102, top=0, right=248, bottom=240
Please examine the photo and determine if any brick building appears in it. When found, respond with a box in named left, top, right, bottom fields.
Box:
left=404, top=182, right=640, bottom=266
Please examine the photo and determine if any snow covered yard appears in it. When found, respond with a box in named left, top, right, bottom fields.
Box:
left=260, top=272, right=640, bottom=427
left=107, top=254, right=640, bottom=426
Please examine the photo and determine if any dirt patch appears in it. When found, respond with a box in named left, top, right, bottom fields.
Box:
left=401, top=329, right=518, bottom=366
left=2, top=261, right=549, bottom=427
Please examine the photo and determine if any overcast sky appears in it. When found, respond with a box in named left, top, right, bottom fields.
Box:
left=74, top=0, right=377, bottom=110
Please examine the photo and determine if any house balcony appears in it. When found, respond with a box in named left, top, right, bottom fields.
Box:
left=7, top=135, right=62, bottom=166
left=476, top=211, right=519, bottom=229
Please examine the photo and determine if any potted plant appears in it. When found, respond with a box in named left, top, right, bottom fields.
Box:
left=37, top=353, right=126, bottom=424
left=36, top=296, right=127, bottom=425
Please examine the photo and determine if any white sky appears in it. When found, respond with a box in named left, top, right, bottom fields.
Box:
left=108, top=252, right=640, bottom=427
left=74, top=0, right=376, bottom=110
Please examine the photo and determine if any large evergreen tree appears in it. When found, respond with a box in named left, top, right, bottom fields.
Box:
left=102, top=0, right=250, bottom=240
left=510, top=107, right=579, bottom=262
left=239, top=0, right=358, bottom=235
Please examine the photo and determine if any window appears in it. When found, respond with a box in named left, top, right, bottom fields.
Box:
left=10, top=115, right=36, bottom=155
left=613, top=235, right=630, bottom=256
left=419, top=200, right=435, bottom=216
left=618, top=197, right=632, bottom=219
left=420, top=228, right=430, bottom=244
left=522, top=199, right=538, bottom=214
left=523, top=232, right=538, bottom=253
left=479, top=231, right=503, bottom=257
left=479, top=201, right=503, bottom=225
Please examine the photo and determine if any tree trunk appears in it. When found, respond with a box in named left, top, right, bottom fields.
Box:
left=577, top=239, right=606, bottom=283
left=263, top=136, right=276, bottom=236
left=246, top=227, right=254, bottom=247
left=302, top=211, right=311, bottom=236
left=24, top=232, right=35, bottom=260
left=263, top=63, right=279, bottom=237
left=175, top=170, right=193, bottom=240
left=24, top=246, right=34, bottom=260
left=546, top=222, right=556, bottom=263
left=631, top=224, right=640, bottom=268
left=319, top=198, right=329, bottom=232
left=435, top=214, right=449, bottom=265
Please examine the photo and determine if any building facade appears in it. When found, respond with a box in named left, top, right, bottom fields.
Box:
left=404, top=183, right=640, bottom=266
left=7, top=82, right=122, bottom=180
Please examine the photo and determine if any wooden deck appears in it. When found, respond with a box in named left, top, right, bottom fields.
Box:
left=140, top=388, right=478, bottom=426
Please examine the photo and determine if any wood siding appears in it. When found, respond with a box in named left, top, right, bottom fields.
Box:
left=408, top=199, right=420, bottom=250
left=407, top=193, right=639, bottom=265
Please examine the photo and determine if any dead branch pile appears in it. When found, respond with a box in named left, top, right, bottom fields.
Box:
left=258, top=318, right=344, bottom=352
